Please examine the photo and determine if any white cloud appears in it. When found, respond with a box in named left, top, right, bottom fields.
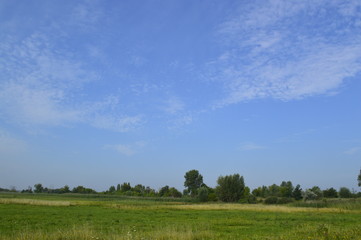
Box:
left=210, top=0, right=361, bottom=108
left=344, top=147, right=361, bottom=155
left=163, top=97, right=185, bottom=115
left=0, top=33, right=142, bottom=132
left=104, top=141, right=147, bottom=156
left=238, top=142, right=266, bottom=151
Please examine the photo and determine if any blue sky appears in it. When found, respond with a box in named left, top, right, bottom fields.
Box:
left=1, top=0, right=360, bottom=192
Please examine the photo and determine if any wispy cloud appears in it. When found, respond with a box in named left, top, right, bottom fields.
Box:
left=210, top=0, right=361, bottom=108
left=104, top=141, right=147, bottom=156
left=238, top=142, right=266, bottom=151
left=344, top=147, right=361, bottom=155
left=163, top=96, right=185, bottom=115
left=0, top=33, right=142, bottom=132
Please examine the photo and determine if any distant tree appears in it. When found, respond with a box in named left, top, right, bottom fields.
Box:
left=323, top=188, right=338, bottom=198
left=21, top=186, right=33, bottom=193
left=120, top=182, right=131, bottom=192
left=159, top=185, right=170, bottom=197
left=72, top=186, right=96, bottom=194
left=268, top=184, right=280, bottom=197
left=184, top=170, right=203, bottom=197
left=279, top=181, right=294, bottom=198
left=303, top=189, right=318, bottom=201
left=197, top=186, right=209, bottom=202
left=216, top=174, right=245, bottom=202
left=252, top=185, right=269, bottom=198
left=34, top=183, right=44, bottom=193
left=292, top=184, right=303, bottom=200
left=116, top=184, right=121, bottom=192
left=108, top=186, right=116, bottom=193
left=168, top=187, right=182, bottom=198
left=358, top=169, right=361, bottom=187
left=339, top=187, right=352, bottom=198
left=310, top=186, right=323, bottom=199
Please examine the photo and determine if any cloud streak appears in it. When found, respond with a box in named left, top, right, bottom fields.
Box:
left=209, top=0, right=361, bottom=108
left=0, top=33, right=142, bottom=132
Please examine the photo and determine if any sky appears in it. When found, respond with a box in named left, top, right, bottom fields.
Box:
left=0, top=0, right=360, bottom=192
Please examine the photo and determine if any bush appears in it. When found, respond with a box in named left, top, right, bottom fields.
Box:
left=277, top=197, right=294, bottom=204
left=216, top=174, right=245, bottom=202
left=264, top=196, right=278, bottom=204
left=198, top=187, right=209, bottom=202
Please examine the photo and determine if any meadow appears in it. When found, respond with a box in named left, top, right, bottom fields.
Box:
left=0, top=193, right=360, bottom=240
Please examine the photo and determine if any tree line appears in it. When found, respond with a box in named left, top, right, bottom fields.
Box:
left=2, top=169, right=361, bottom=203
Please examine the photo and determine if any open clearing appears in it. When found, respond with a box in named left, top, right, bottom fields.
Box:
left=0, top=194, right=360, bottom=240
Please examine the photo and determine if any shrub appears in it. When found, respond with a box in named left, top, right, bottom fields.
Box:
left=264, top=196, right=278, bottom=204
left=198, top=187, right=209, bottom=202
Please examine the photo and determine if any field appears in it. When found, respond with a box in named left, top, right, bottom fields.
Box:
left=0, top=193, right=360, bottom=240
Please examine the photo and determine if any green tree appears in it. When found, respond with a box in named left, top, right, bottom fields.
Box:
left=216, top=174, right=245, bottom=202
left=358, top=169, right=361, bottom=187
left=34, top=183, right=44, bottom=193
left=120, top=182, right=131, bottom=192
left=108, top=186, right=116, bottom=193
left=339, top=187, right=352, bottom=198
left=292, top=184, right=302, bottom=200
left=197, top=186, right=209, bottom=202
left=168, top=187, right=182, bottom=198
left=159, top=185, right=169, bottom=197
left=323, top=188, right=338, bottom=198
left=184, top=170, right=203, bottom=197
left=310, top=186, right=323, bottom=199
left=116, top=184, right=121, bottom=191
left=279, top=181, right=293, bottom=198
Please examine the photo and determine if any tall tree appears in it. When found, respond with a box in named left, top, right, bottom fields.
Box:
left=358, top=169, right=361, bottom=187
left=184, top=170, right=203, bottom=197
left=216, top=174, right=245, bottom=202
left=34, top=183, right=43, bottom=193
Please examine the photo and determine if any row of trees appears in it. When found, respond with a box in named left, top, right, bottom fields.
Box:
left=2, top=169, right=360, bottom=203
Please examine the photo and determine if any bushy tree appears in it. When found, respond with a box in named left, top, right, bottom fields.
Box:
left=292, top=184, right=303, bottom=200
left=108, top=186, right=116, bottom=193
left=268, top=184, right=280, bottom=197
left=197, top=186, right=209, bottom=202
left=279, top=181, right=293, bottom=198
left=303, top=189, right=318, bottom=201
left=184, top=170, right=203, bottom=197
left=310, top=186, right=323, bottom=200
left=34, top=183, right=44, bottom=193
left=323, top=188, right=338, bottom=198
left=216, top=174, right=245, bottom=202
left=252, top=185, right=269, bottom=198
left=120, top=182, right=131, bottom=192
left=159, top=185, right=170, bottom=197
left=358, top=169, right=361, bottom=187
left=339, top=187, right=352, bottom=198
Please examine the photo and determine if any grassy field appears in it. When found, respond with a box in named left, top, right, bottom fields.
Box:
left=0, top=193, right=360, bottom=240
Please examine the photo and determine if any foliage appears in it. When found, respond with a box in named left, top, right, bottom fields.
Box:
left=358, top=169, right=361, bottom=187
left=216, top=174, right=245, bottom=202
left=197, top=186, right=209, bottom=202
left=72, top=186, right=97, bottom=194
left=34, top=183, right=44, bottom=193
left=264, top=196, right=278, bottom=204
left=323, top=187, right=338, bottom=198
left=339, top=187, right=352, bottom=198
left=184, top=169, right=203, bottom=197
left=120, top=182, right=132, bottom=192
left=279, top=181, right=293, bottom=198
left=292, top=184, right=303, bottom=200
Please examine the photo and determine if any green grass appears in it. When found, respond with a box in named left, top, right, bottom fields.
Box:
left=0, top=193, right=360, bottom=239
